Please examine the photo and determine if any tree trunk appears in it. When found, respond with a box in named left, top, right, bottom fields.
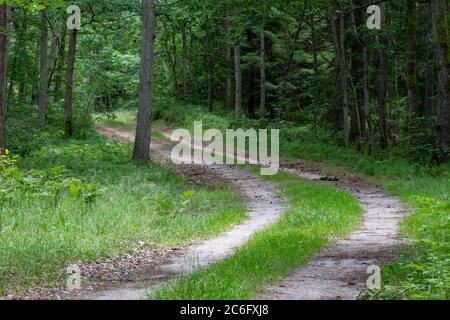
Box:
left=310, top=14, right=319, bottom=75
left=133, top=0, right=155, bottom=162
left=431, top=0, right=450, bottom=161
left=363, top=47, right=373, bottom=155
left=224, top=9, right=232, bottom=110
left=205, top=27, right=214, bottom=112
left=422, top=1, right=436, bottom=115
left=260, top=26, right=266, bottom=118
left=31, top=40, right=39, bottom=104
left=39, top=10, right=48, bottom=126
left=406, top=0, right=417, bottom=115
left=64, top=28, right=77, bottom=138
left=330, top=9, right=350, bottom=147
left=378, top=3, right=389, bottom=150
left=55, top=26, right=66, bottom=105
left=234, top=42, right=242, bottom=118
left=181, top=21, right=188, bottom=101
left=48, top=29, right=59, bottom=104
left=0, top=4, right=9, bottom=154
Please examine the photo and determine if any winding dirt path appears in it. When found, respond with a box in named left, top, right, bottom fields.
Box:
left=12, top=126, right=407, bottom=300
left=260, top=166, right=408, bottom=300
left=93, top=126, right=408, bottom=300
left=82, top=126, right=287, bottom=300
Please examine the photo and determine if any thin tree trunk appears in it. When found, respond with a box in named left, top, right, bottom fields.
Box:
left=224, top=9, right=232, bottom=110
left=234, top=42, right=242, bottom=118
left=48, top=29, right=58, bottom=104
left=340, top=15, right=350, bottom=148
left=378, top=3, right=389, bottom=150
left=205, top=27, right=213, bottom=112
left=431, top=0, right=450, bottom=161
left=64, top=29, right=77, bottom=138
left=55, top=26, right=66, bottom=104
left=310, top=13, right=319, bottom=129
left=260, top=26, right=266, bottom=118
left=310, top=14, right=319, bottom=75
left=406, top=0, right=417, bottom=115
left=331, top=9, right=350, bottom=147
left=181, top=21, right=188, bottom=101
left=133, top=0, right=155, bottom=162
left=39, top=10, right=48, bottom=126
left=31, top=40, right=39, bottom=104
left=0, top=4, right=10, bottom=154
left=363, top=47, right=373, bottom=155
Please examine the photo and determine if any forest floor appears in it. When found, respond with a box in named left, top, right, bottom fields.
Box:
left=70, top=124, right=407, bottom=300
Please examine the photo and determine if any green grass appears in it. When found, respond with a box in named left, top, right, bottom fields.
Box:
left=280, top=133, right=450, bottom=300
left=0, top=137, right=246, bottom=295
left=98, top=105, right=449, bottom=300
left=152, top=172, right=362, bottom=300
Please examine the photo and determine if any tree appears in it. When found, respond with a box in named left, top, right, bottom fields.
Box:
left=224, top=8, right=232, bottom=109
left=64, top=27, right=77, bottom=138
left=260, top=24, right=266, bottom=117
left=378, top=2, right=389, bottom=150
left=133, top=0, right=155, bottom=162
left=330, top=6, right=350, bottom=147
left=234, top=40, right=242, bottom=118
left=0, top=3, right=9, bottom=154
left=431, top=0, right=450, bottom=161
left=38, top=9, right=48, bottom=126
left=406, top=0, right=417, bottom=115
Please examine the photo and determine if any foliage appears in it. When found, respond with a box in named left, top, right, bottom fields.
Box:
left=0, top=136, right=246, bottom=294
left=367, top=196, right=449, bottom=300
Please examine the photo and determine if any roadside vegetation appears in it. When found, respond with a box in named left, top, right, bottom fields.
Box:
left=152, top=171, right=362, bottom=299
left=0, top=108, right=246, bottom=295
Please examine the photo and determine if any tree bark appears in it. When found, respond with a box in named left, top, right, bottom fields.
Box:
left=39, top=10, right=48, bottom=126
left=431, top=0, right=450, bottom=161
left=205, top=27, right=214, bottom=112
left=260, top=26, right=266, bottom=118
left=330, top=8, right=350, bottom=147
left=224, top=9, right=232, bottom=110
left=64, top=28, right=77, bottom=138
left=234, top=42, right=242, bottom=118
left=378, top=3, right=389, bottom=150
left=133, top=0, right=155, bottom=162
left=55, top=25, right=66, bottom=105
left=406, top=0, right=417, bottom=115
left=363, top=47, right=373, bottom=155
left=0, top=4, right=10, bottom=154
left=181, top=21, right=188, bottom=101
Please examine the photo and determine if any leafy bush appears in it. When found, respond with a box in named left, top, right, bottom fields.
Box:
left=0, top=151, right=102, bottom=214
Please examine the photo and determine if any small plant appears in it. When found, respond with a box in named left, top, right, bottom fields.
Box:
left=148, top=190, right=197, bottom=217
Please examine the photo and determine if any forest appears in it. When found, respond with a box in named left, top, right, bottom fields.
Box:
left=0, top=0, right=449, bottom=302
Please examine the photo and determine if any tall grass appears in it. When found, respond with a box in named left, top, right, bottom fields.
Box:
left=0, top=137, right=246, bottom=295
left=152, top=172, right=362, bottom=300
